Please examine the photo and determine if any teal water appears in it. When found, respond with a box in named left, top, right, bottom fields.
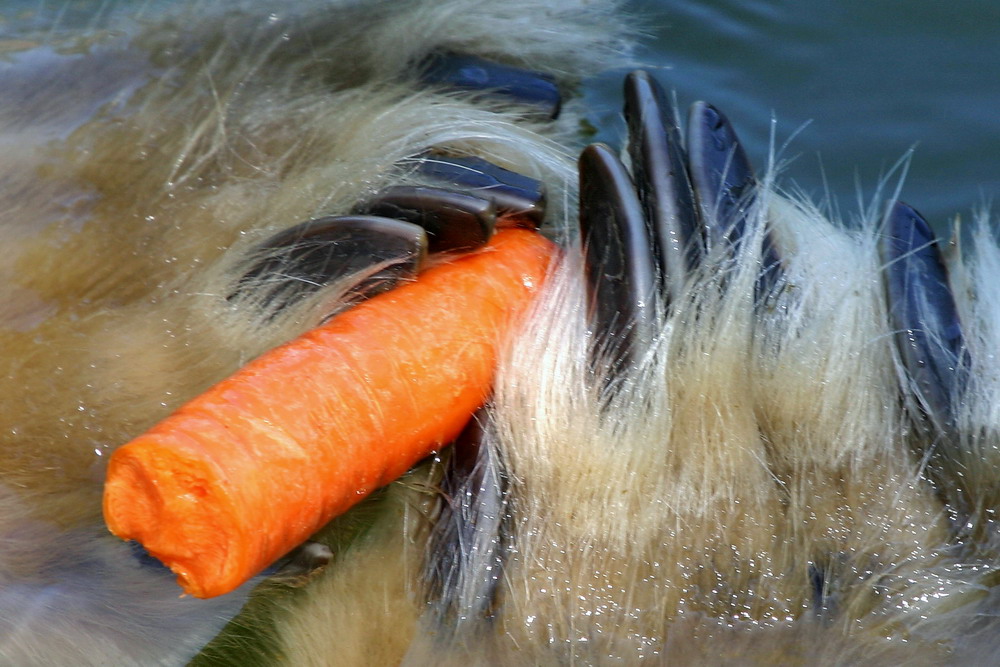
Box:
left=587, top=0, right=1000, bottom=230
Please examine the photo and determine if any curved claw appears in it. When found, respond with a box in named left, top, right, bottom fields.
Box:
left=231, top=215, right=427, bottom=313
left=882, top=201, right=968, bottom=435
left=419, top=52, right=561, bottom=119
left=425, top=413, right=507, bottom=630
left=415, top=153, right=546, bottom=227
left=687, top=101, right=757, bottom=252
left=356, top=185, right=496, bottom=253
left=687, top=101, right=782, bottom=298
left=579, top=143, right=658, bottom=377
left=623, top=70, right=700, bottom=302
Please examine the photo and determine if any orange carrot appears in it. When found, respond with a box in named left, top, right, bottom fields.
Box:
left=103, top=228, right=556, bottom=599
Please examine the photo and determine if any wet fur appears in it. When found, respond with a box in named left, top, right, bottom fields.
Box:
left=0, top=1, right=628, bottom=664
left=4, top=1, right=1000, bottom=665
left=399, top=187, right=1000, bottom=665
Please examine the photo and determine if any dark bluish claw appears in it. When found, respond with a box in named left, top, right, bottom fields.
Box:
left=419, top=52, right=561, bottom=119
left=687, top=100, right=782, bottom=297
left=356, top=185, right=496, bottom=253
left=882, top=201, right=971, bottom=530
left=623, top=70, right=700, bottom=302
left=425, top=412, right=507, bottom=630
left=882, top=201, right=968, bottom=436
left=687, top=101, right=757, bottom=253
left=579, top=143, right=658, bottom=376
left=415, top=153, right=546, bottom=227
left=231, top=215, right=427, bottom=312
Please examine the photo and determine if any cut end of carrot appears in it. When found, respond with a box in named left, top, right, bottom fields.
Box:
left=104, top=435, right=239, bottom=598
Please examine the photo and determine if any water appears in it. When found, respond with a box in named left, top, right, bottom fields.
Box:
left=587, top=0, right=1000, bottom=230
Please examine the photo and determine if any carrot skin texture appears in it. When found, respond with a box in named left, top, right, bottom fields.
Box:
left=103, top=228, right=556, bottom=599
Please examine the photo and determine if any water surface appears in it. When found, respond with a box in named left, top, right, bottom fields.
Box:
left=587, top=0, right=1000, bottom=230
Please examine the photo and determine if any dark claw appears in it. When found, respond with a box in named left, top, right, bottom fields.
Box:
left=687, top=101, right=757, bottom=253
left=882, top=201, right=968, bottom=435
left=687, top=101, right=782, bottom=298
left=414, top=153, right=546, bottom=227
left=425, top=412, right=507, bottom=630
left=882, top=201, right=971, bottom=530
left=623, top=70, right=700, bottom=302
left=231, top=215, right=427, bottom=312
left=355, top=185, right=496, bottom=253
left=579, top=143, right=658, bottom=377
left=419, top=52, right=561, bottom=119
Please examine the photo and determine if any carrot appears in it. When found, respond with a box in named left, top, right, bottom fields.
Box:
left=103, top=227, right=556, bottom=599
